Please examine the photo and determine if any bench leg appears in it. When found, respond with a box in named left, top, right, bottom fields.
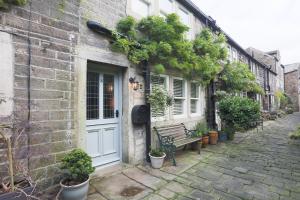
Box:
left=198, top=142, right=201, bottom=154
left=164, top=145, right=176, bottom=166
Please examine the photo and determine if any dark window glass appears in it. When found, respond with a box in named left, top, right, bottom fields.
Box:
left=87, top=72, right=99, bottom=120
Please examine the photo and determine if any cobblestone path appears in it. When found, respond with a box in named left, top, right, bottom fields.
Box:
left=88, top=113, right=300, bottom=200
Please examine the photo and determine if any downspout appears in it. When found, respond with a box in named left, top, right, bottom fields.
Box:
left=143, top=61, right=151, bottom=162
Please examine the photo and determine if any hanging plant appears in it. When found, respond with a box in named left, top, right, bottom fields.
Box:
left=0, top=0, right=27, bottom=10
left=112, top=14, right=228, bottom=86
left=147, top=86, right=173, bottom=116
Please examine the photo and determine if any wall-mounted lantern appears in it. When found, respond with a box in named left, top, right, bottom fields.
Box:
left=129, top=77, right=139, bottom=91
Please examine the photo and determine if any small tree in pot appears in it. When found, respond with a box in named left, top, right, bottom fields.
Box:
left=59, top=149, right=95, bottom=200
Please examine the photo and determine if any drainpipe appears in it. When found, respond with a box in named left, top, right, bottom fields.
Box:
left=143, top=60, right=151, bottom=162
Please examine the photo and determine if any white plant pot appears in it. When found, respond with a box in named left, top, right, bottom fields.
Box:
left=59, top=176, right=90, bottom=200
left=149, top=153, right=166, bottom=169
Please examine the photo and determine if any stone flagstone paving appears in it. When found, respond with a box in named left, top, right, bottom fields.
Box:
left=88, top=113, right=300, bottom=200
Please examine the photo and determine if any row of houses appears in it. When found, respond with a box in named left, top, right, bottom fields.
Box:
left=0, top=0, right=292, bottom=193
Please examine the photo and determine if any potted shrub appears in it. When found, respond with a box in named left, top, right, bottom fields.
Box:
left=59, top=149, right=95, bottom=200
left=209, top=130, right=218, bottom=145
left=149, top=149, right=166, bottom=169
left=193, top=121, right=208, bottom=148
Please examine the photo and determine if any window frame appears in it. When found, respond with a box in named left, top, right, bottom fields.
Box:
left=189, top=81, right=202, bottom=116
left=172, top=77, right=187, bottom=118
left=130, top=0, right=151, bottom=18
left=177, top=6, right=192, bottom=40
left=159, top=0, right=174, bottom=16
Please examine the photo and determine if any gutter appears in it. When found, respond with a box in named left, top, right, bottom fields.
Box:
left=87, top=21, right=152, bottom=163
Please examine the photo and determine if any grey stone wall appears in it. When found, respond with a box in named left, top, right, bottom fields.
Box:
left=0, top=0, right=80, bottom=194
left=285, top=71, right=300, bottom=111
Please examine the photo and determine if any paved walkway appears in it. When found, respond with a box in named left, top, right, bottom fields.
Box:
left=88, top=113, right=300, bottom=200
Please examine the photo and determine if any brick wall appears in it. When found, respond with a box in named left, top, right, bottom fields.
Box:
left=0, top=0, right=80, bottom=194
left=285, top=71, right=299, bottom=111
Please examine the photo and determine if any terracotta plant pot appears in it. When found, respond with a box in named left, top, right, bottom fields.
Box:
left=202, top=135, right=209, bottom=148
left=209, top=131, right=218, bottom=145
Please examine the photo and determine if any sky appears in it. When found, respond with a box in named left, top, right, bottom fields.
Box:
left=191, top=0, right=300, bottom=65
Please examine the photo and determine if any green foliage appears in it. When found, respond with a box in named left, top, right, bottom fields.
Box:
left=148, top=86, right=173, bottom=116
left=0, top=0, right=27, bottom=10
left=219, top=62, right=264, bottom=94
left=289, top=125, right=300, bottom=140
left=192, top=29, right=228, bottom=85
left=275, top=91, right=290, bottom=109
left=61, top=149, right=95, bottom=183
left=219, top=96, right=261, bottom=130
left=193, top=121, right=208, bottom=137
left=112, top=15, right=228, bottom=86
left=150, top=148, right=165, bottom=157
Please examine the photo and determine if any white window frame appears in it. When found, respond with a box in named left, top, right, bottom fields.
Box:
left=150, top=74, right=170, bottom=121
left=190, top=81, right=201, bottom=117
left=177, top=6, right=192, bottom=40
left=130, top=0, right=152, bottom=18
left=232, top=49, right=238, bottom=61
left=159, top=0, right=174, bottom=16
left=172, top=77, right=187, bottom=119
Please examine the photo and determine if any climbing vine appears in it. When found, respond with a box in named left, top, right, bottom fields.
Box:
left=112, top=14, right=228, bottom=86
left=0, top=0, right=27, bottom=10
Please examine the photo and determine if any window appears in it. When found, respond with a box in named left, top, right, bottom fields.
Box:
left=132, top=0, right=150, bottom=17
left=232, top=49, right=238, bottom=61
left=227, top=45, right=232, bottom=61
left=87, top=72, right=99, bottom=120
left=190, top=82, right=199, bottom=114
left=151, top=75, right=168, bottom=118
left=178, top=7, right=192, bottom=39
left=159, top=0, right=173, bottom=15
left=173, top=78, right=186, bottom=115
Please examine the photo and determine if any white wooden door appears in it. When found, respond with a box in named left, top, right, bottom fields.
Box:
left=86, top=70, right=121, bottom=167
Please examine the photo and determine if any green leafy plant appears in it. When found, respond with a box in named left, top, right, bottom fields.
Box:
left=193, top=121, right=208, bottom=137
left=150, top=148, right=165, bottom=157
left=61, top=149, right=95, bottom=184
left=218, top=61, right=264, bottom=95
left=148, top=85, right=173, bottom=117
left=0, top=0, right=27, bottom=10
left=218, top=96, right=260, bottom=131
left=112, top=15, right=228, bottom=86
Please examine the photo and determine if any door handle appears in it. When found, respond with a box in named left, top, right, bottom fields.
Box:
left=115, top=110, right=119, bottom=118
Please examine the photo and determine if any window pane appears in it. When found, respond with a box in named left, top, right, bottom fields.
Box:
left=160, top=0, right=173, bottom=14
left=191, top=99, right=197, bottom=113
left=151, top=75, right=166, bottom=89
left=132, top=0, right=149, bottom=17
left=173, top=99, right=183, bottom=115
left=87, top=72, right=99, bottom=120
left=178, top=8, right=189, bottom=26
left=173, top=79, right=184, bottom=97
left=190, top=83, right=199, bottom=98
left=103, top=74, right=115, bottom=119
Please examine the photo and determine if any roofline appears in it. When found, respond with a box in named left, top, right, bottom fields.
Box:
left=284, top=69, right=298, bottom=74
left=179, top=0, right=272, bottom=71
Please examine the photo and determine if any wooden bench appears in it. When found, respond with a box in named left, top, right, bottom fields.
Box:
left=153, top=123, right=201, bottom=166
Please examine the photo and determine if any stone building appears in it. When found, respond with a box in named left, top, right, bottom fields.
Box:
left=0, top=0, right=282, bottom=194
left=284, top=63, right=300, bottom=111
left=246, top=47, right=285, bottom=111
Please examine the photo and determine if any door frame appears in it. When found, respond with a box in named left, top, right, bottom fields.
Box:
left=86, top=62, right=123, bottom=166
left=76, top=46, right=129, bottom=168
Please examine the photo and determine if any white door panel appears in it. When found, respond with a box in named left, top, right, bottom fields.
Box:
left=86, top=69, right=121, bottom=167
